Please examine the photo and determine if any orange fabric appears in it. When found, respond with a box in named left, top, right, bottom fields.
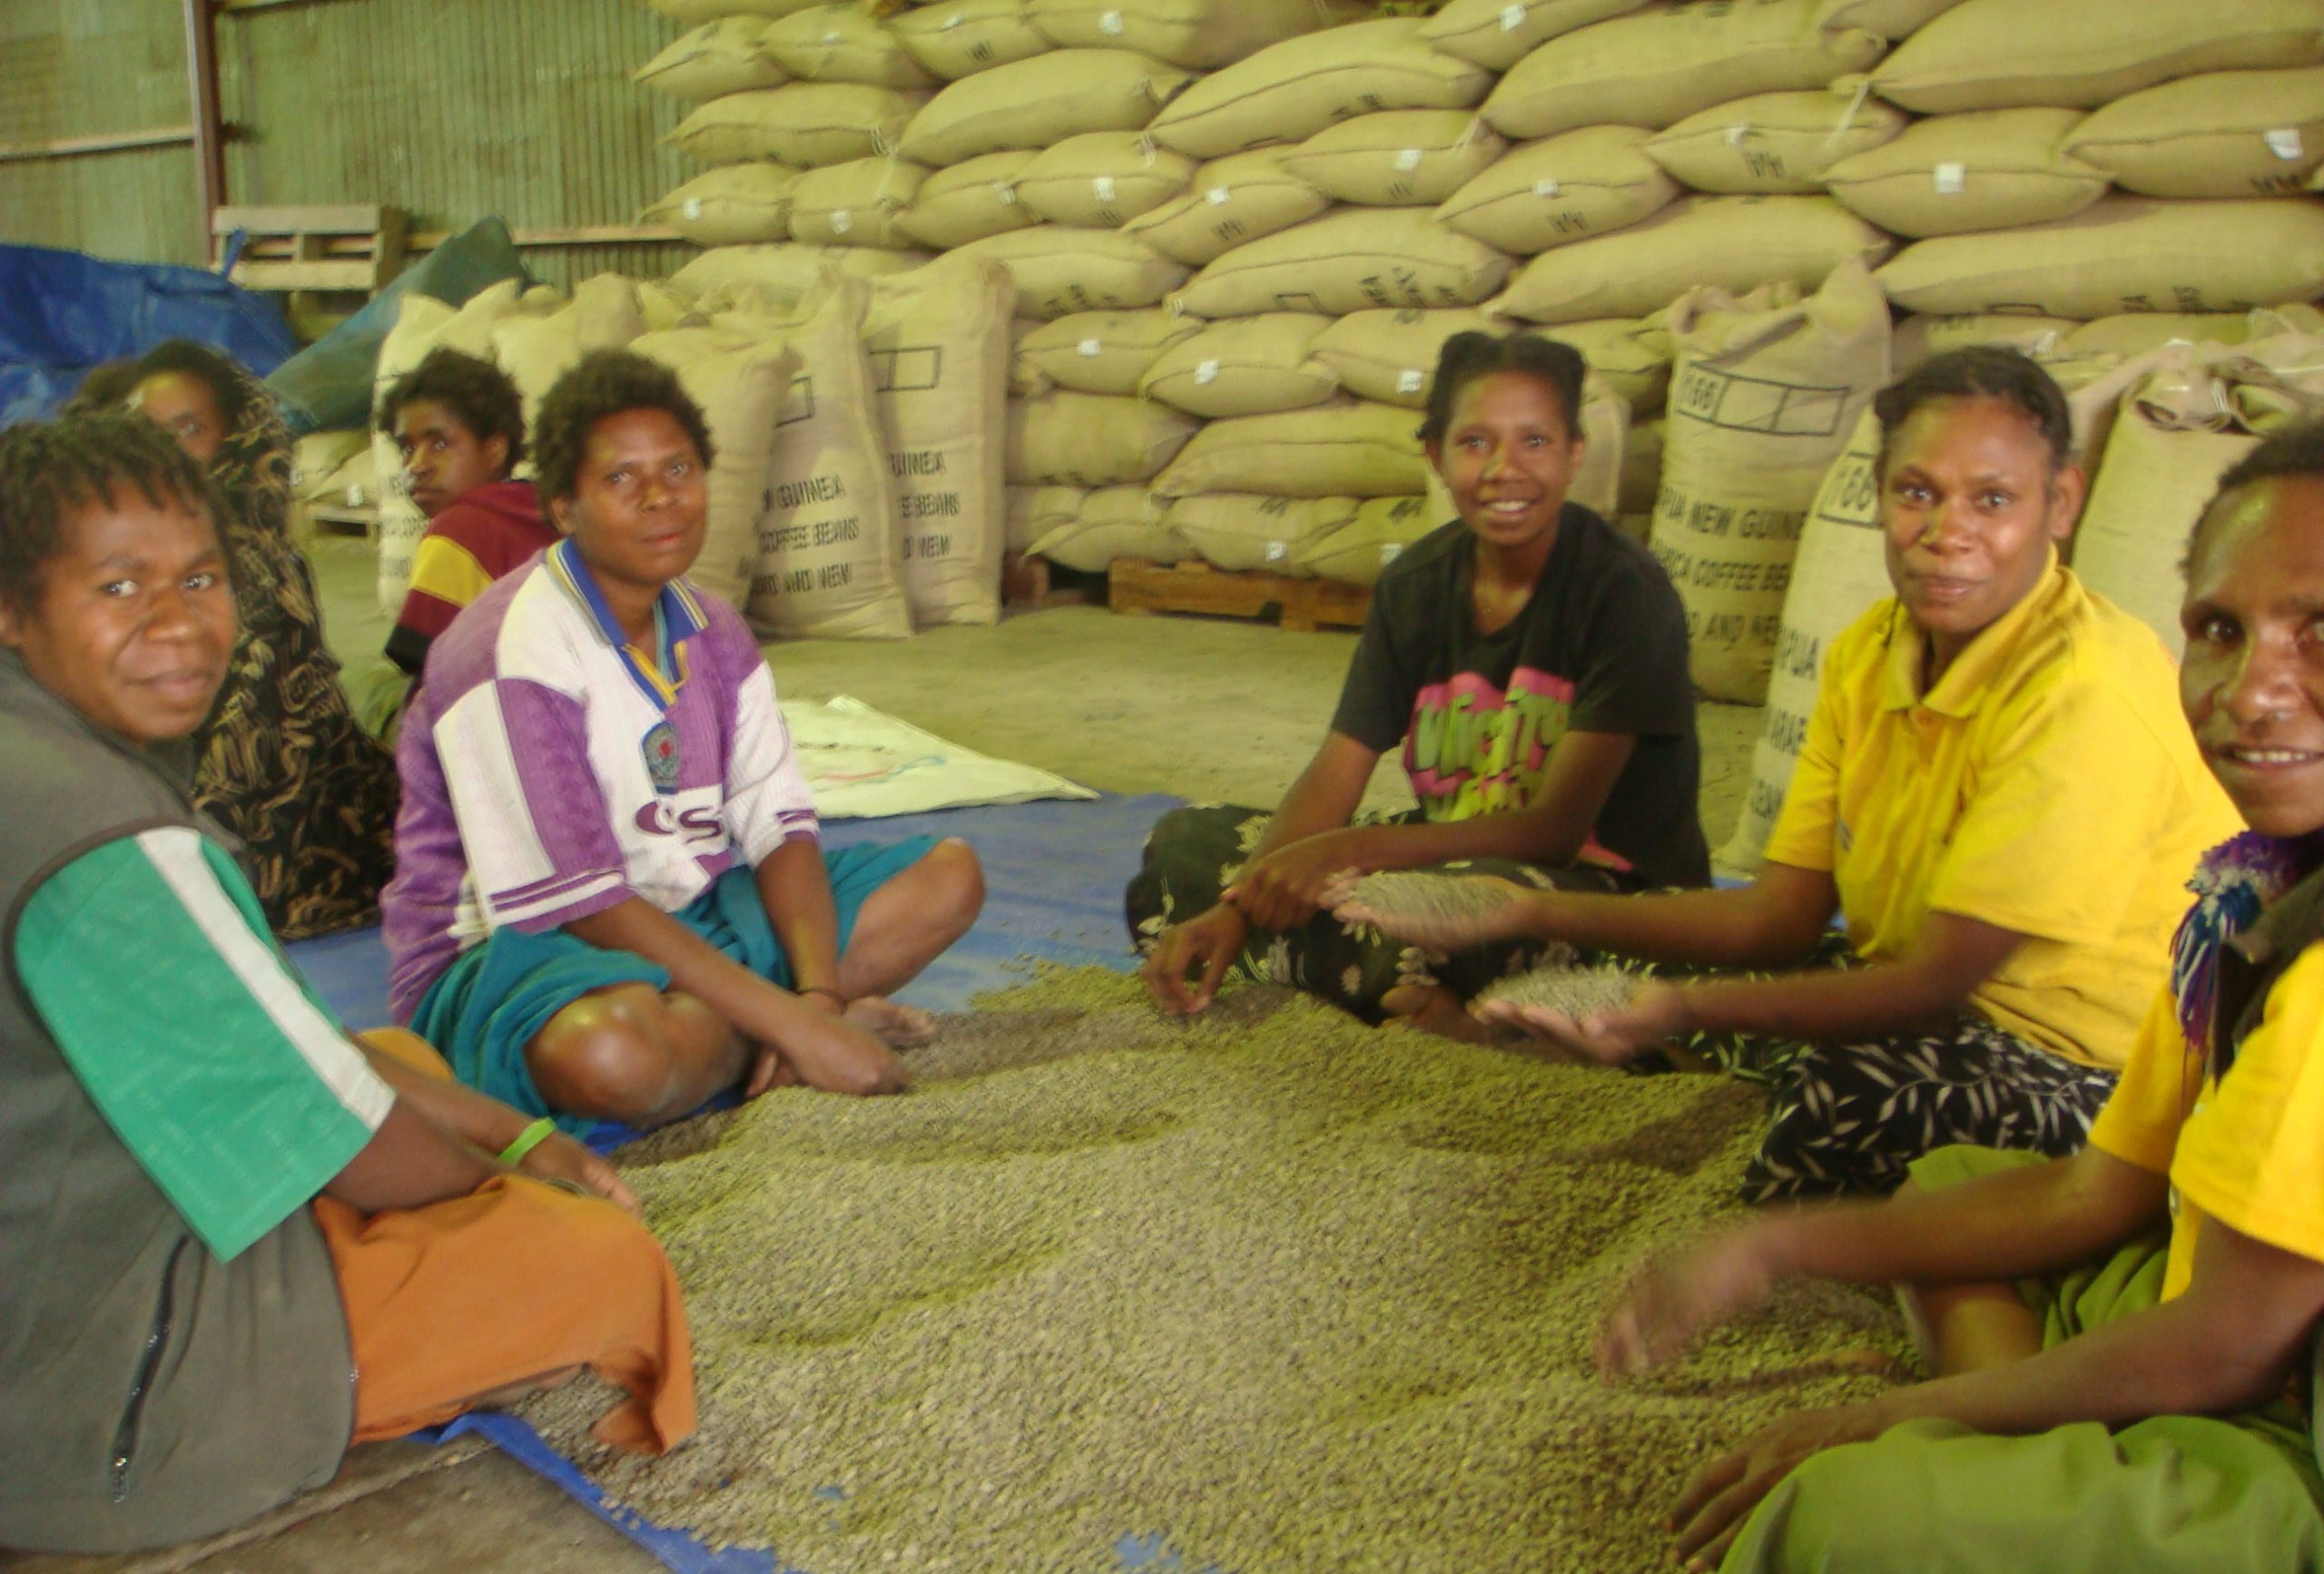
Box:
left=357, top=1026, right=457, bottom=1081
left=314, top=1175, right=695, bottom=1453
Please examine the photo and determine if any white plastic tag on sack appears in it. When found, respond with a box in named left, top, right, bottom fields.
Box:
left=823, top=29, right=841, bottom=44
left=1264, top=540, right=1287, bottom=563
left=1099, top=8, right=1125, bottom=34
left=349, top=485, right=368, bottom=507
left=2266, top=128, right=2305, bottom=162
left=1724, top=125, right=1750, bottom=147
left=1078, top=337, right=1102, bottom=358
left=1393, top=148, right=1423, bottom=172
left=1396, top=368, right=1425, bottom=395
left=1195, top=358, right=1219, bottom=385
left=1093, top=175, right=1118, bottom=203
left=1207, top=185, right=1232, bottom=206
left=941, top=10, right=962, bottom=27
left=830, top=209, right=852, bottom=235
left=1380, top=542, right=1403, bottom=565
left=1933, top=162, right=1965, bottom=194
left=683, top=198, right=704, bottom=221
left=1533, top=177, right=1560, bottom=198
left=995, top=182, right=1018, bottom=204
left=1501, top=3, right=1524, bottom=29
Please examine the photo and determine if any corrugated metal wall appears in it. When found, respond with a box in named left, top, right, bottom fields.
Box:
left=1, top=0, right=693, bottom=289
left=0, top=0, right=203, bottom=265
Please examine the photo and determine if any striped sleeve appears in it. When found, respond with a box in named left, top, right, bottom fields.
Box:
left=723, top=655, right=820, bottom=864
left=433, top=674, right=635, bottom=930
left=13, top=828, right=394, bottom=1261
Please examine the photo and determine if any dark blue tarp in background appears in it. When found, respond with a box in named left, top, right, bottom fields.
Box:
left=0, top=241, right=299, bottom=425
left=263, top=217, right=529, bottom=437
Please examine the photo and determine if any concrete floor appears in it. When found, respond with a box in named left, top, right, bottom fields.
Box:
left=2, top=536, right=1760, bottom=1574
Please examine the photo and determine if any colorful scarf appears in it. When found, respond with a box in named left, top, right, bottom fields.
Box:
left=2171, top=829, right=2324, bottom=1067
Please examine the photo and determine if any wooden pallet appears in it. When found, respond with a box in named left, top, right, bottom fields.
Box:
left=1108, top=559, right=1370, bottom=633
left=1002, top=550, right=1101, bottom=610
left=214, top=203, right=408, bottom=294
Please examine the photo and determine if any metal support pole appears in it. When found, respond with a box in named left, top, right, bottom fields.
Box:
left=183, top=0, right=227, bottom=258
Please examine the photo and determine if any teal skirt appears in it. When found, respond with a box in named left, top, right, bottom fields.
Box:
left=411, top=839, right=935, bottom=1130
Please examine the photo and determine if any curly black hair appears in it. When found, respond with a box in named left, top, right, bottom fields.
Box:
left=60, top=359, right=143, bottom=418
left=2187, top=419, right=2324, bottom=566
left=122, top=338, right=256, bottom=434
left=529, top=349, right=714, bottom=505
left=1418, top=330, right=1584, bottom=448
left=1873, top=346, right=2073, bottom=479
left=0, top=410, right=221, bottom=615
left=376, top=345, right=527, bottom=473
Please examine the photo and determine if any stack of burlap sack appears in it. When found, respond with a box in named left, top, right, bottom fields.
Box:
left=358, top=251, right=1019, bottom=639
left=610, top=0, right=2320, bottom=645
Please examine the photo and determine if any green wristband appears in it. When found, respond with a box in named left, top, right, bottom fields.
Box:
left=497, top=1117, right=557, bottom=1167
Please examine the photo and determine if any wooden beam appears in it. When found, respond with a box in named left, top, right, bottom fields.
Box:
left=0, top=125, right=196, bottom=164
left=407, top=224, right=686, bottom=251
left=214, top=202, right=392, bottom=237
left=184, top=0, right=227, bottom=251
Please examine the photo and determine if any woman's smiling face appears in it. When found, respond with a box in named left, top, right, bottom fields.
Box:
left=1426, top=369, right=1586, bottom=556
left=0, top=486, right=235, bottom=746
left=2181, top=473, right=2324, bottom=840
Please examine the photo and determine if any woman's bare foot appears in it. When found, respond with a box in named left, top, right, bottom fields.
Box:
left=1323, top=871, right=1545, bottom=951
left=1380, top=983, right=1504, bottom=1045
left=845, top=994, right=938, bottom=1049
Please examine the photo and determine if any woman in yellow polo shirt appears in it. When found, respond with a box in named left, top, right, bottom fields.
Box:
left=1330, top=348, right=2240, bottom=1199
left=1584, top=422, right=2324, bottom=1574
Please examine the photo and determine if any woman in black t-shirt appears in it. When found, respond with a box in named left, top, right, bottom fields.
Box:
left=1128, top=332, right=1709, bottom=1030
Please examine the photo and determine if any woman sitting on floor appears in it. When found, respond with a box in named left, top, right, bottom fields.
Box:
left=124, top=338, right=399, bottom=939
left=1330, top=347, right=2240, bottom=1200
left=0, top=411, right=693, bottom=1554
left=383, top=349, right=985, bottom=1132
left=1131, top=331, right=1709, bottom=1028
left=1595, top=421, right=2324, bottom=1574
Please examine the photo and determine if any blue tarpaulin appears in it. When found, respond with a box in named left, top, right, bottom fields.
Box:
left=0, top=242, right=299, bottom=425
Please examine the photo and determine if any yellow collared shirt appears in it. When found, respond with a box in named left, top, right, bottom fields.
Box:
left=1764, top=556, right=2241, bottom=1068
left=2092, top=951, right=2324, bottom=1300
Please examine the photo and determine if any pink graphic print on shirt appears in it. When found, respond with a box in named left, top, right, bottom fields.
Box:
left=1403, top=665, right=1630, bottom=869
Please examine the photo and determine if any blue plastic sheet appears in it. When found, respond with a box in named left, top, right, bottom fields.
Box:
left=0, top=241, right=298, bottom=425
